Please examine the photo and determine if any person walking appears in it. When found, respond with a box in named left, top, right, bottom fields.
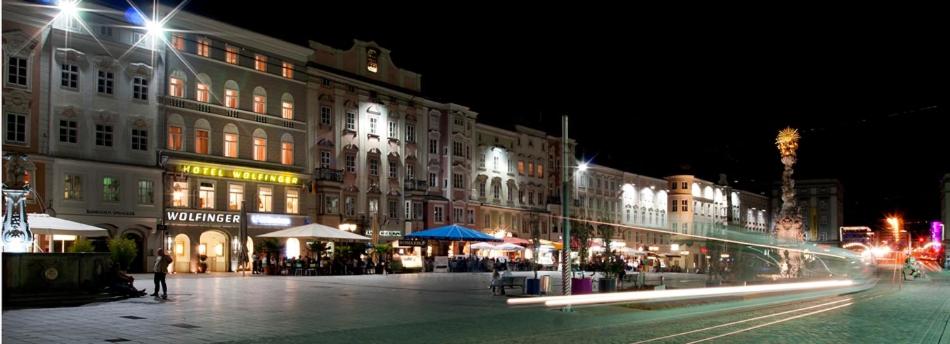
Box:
left=152, top=248, right=173, bottom=299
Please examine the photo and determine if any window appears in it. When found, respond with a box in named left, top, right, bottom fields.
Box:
left=186, top=129, right=206, bottom=154
left=388, top=161, right=398, bottom=179
left=131, top=32, right=145, bottom=46
left=286, top=189, right=299, bottom=214
left=61, top=64, right=78, bottom=89
left=133, top=77, right=149, bottom=100
left=681, top=182, right=687, bottom=189
left=196, top=83, right=209, bottom=102
left=320, top=106, right=332, bottom=125
left=434, top=206, right=444, bottom=223
left=507, top=186, right=513, bottom=202
left=537, top=164, right=544, bottom=178
left=59, top=120, right=77, bottom=143
left=95, top=124, right=113, bottom=147
left=366, top=48, right=379, bottom=73
left=369, top=159, right=379, bottom=176
left=478, top=181, right=486, bottom=198
left=406, top=164, right=414, bottom=180
left=406, top=124, right=415, bottom=143
left=454, top=116, right=464, bottom=126
left=428, top=173, right=437, bottom=187
left=528, top=162, right=534, bottom=176
left=345, top=155, right=356, bottom=173
left=168, top=77, right=184, bottom=97
left=225, top=88, right=238, bottom=108
left=493, top=183, right=501, bottom=199
left=344, top=196, right=355, bottom=216
left=454, top=207, right=464, bottom=223
left=681, top=199, right=688, bottom=212
left=429, top=139, right=438, bottom=154
left=254, top=54, right=267, bottom=72
left=467, top=209, right=475, bottom=224
left=405, top=201, right=412, bottom=219
left=389, top=121, right=398, bottom=139
left=322, top=78, right=331, bottom=87
left=253, top=137, right=267, bottom=161
left=99, top=26, right=112, bottom=36
left=258, top=186, right=273, bottom=212
left=517, top=161, right=525, bottom=175
left=171, top=33, right=184, bottom=50
left=196, top=182, right=215, bottom=209
left=171, top=181, right=188, bottom=207
left=414, top=202, right=424, bottom=220
left=325, top=196, right=339, bottom=214
left=8, top=57, right=27, bottom=86
left=281, top=142, right=293, bottom=165
left=281, top=101, right=294, bottom=119
left=389, top=199, right=399, bottom=219
left=281, top=62, right=293, bottom=78
left=224, top=132, right=238, bottom=157
left=227, top=184, right=244, bottom=211
left=168, top=126, right=183, bottom=150
left=97, top=70, right=113, bottom=94
left=670, top=200, right=677, bottom=212
left=453, top=173, right=463, bottom=189
left=102, top=177, right=119, bottom=202
left=137, top=180, right=153, bottom=204
left=196, top=38, right=210, bottom=57
left=345, top=112, right=356, bottom=130
left=369, top=117, right=377, bottom=134
left=453, top=141, right=463, bottom=156
left=225, top=45, right=238, bottom=64
left=64, top=175, right=82, bottom=200
left=670, top=182, right=676, bottom=190
left=253, top=95, right=266, bottom=113
left=320, top=151, right=331, bottom=169
left=131, top=129, right=148, bottom=151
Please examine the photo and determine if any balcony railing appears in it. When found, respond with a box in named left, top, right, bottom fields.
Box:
left=160, top=96, right=306, bottom=131
left=404, top=179, right=427, bottom=191
left=314, top=168, right=344, bottom=182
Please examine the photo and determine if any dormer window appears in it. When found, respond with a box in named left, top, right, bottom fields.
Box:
left=366, top=48, right=379, bottom=73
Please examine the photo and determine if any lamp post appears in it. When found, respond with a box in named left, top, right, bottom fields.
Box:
left=560, top=115, right=572, bottom=302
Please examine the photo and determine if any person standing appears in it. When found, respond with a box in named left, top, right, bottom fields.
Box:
left=152, top=248, right=173, bottom=299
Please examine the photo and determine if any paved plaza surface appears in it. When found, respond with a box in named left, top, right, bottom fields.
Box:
left=3, top=269, right=950, bottom=343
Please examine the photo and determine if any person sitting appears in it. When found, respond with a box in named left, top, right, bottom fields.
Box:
left=108, top=263, right=146, bottom=298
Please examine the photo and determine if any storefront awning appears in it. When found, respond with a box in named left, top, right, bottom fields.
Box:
left=1, top=213, right=109, bottom=237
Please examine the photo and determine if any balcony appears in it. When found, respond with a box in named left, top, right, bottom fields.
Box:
left=403, top=179, right=427, bottom=192
left=314, top=168, right=344, bottom=182
left=160, top=96, right=305, bottom=132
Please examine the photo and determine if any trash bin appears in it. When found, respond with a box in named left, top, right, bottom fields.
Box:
left=526, top=278, right=541, bottom=295
left=540, top=275, right=551, bottom=295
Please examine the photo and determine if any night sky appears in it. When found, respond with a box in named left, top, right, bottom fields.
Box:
left=160, top=2, right=949, bottom=229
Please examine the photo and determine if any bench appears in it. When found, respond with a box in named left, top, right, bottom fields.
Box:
left=497, top=276, right=526, bottom=294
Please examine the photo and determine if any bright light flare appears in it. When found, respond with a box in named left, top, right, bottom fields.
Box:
left=57, top=0, right=79, bottom=18
left=870, top=246, right=891, bottom=258
left=144, top=19, right=164, bottom=37
left=515, top=280, right=856, bottom=307
left=578, top=162, right=589, bottom=172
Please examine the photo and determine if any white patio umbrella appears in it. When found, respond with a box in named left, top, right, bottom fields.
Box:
left=1, top=213, right=109, bottom=236
left=470, top=242, right=496, bottom=250
left=257, top=222, right=371, bottom=242
left=495, top=243, right=525, bottom=251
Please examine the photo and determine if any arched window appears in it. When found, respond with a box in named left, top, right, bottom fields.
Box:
left=281, top=93, right=294, bottom=119
left=194, top=119, right=211, bottom=154
left=224, top=80, right=239, bottom=108
left=167, top=114, right=184, bottom=151
left=168, top=70, right=186, bottom=98
left=253, top=129, right=267, bottom=161
left=223, top=124, right=239, bottom=158
left=196, top=73, right=211, bottom=103
left=253, top=87, right=267, bottom=114
left=281, top=133, right=294, bottom=165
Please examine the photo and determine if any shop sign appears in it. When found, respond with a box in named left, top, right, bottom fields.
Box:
left=178, top=164, right=299, bottom=185
left=249, top=214, right=291, bottom=226
left=648, top=246, right=659, bottom=251
left=165, top=210, right=240, bottom=224
left=365, top=230, right=402, bottom=237
left=397, top=238, right=427, bottom=247
left=401, top=255, right=423, bottom=269
left=86, top=209, right=135, bottom=216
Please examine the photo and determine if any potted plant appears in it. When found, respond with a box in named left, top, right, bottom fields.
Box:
left=68, top=237, right=95, bottom=253
left=108, top=236, right=137, bottom=271
left=599, top=257, right=624, bottom=292
left=570, top=219, right=594, bottom=294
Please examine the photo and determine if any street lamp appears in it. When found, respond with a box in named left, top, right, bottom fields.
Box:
left=56, top=0, right=79, bottom=18
left=887, top=216, right=901, bottom=247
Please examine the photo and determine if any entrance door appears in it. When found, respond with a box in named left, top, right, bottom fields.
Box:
left=199, top=230, right=229, bottom=272
left=124, top=232, right=145, bottom=273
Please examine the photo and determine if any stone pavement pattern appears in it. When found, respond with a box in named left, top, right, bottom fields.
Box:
left=2, top=270, right=949, bottom=343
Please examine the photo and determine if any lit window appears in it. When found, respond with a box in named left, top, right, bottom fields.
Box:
left=95, top=124, right=113, bottom=147
left=320, top=151, right=331, bottom=169
left=366, top=48, right=379, bottom=73
left=97, top=70, right=113, bottom=94
left=131, top=128, right=148, bottom=151
left=171, top=33, right=184, bottom=50
left=102, top=177, right=119, bottom=202
left=171, top=181, right=188, bottom=207
left=528, top=162, right=534, bottom=176
left=258, top=186, right=273, bottom=212
left=196, top=83, right=209, bottom=102
left=253, top=137, right=267, bottom=161
left=224, top=132, right=238, bottom=157
left=59, top=120, right=78, bottom=143
left=196, top=38, right=210, bottom=57
left=281, top=62, right=293, bottom=78
left=133, top=77, right=149, bottom=100
left=254, top=54, right=267, bottom=72
left=225, top=45, right=239, bottom=64
left=168, top=126, right=183, bottom=150
left=345, top=155, right=356, bottom=173
left=537, top=163, right=544, bottom=178
left=281, top=101, right=293, bottom=119
left=60, top=64, right=78, bottom=89
left=345, top=113, right=356, bottom=130
left=195, top=129, right=209, bottom=154
left=137, top=180, right=153, bottom=205
left=7, top=57, right=28, bottom=86
left=168, top=77, right=184, bottom=97
left=198, top=182, right=215, bottom=209
left=320, top=106, right=332, bottom=125
left=228, top=184, right=244, bottom=211
left=281, top=142, right=293, bottom=165
left=286, top=189, right=299, bottom=214
left=64, top=175, right=82, bottom=200
left=225, top=88, right=239, bottom=108
left=517, top=161, right=525, bottom=175
left=253, top=95, right=266, bottom=114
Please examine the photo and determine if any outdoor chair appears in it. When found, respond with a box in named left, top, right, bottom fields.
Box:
left=307, top=263, right=317, bottom=276
left=295, top=262, right=304, bottom=276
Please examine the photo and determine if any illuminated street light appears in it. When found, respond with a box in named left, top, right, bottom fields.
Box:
left=57, top=0, right=79, bottom=18
left=577, top=162, right=588, bottom=172
left=887, top=216, right=901, bottom=245
left=144, top=19, right=165, bottom=38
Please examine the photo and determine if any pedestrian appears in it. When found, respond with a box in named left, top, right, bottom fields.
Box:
left=490, top=270, right=501, bottom=295
left=152, top=248, right=172, bottom=299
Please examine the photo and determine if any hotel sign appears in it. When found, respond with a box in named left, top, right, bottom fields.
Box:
left=178, top=164, right=299, bottom=185
left=166, top=210, right=241, bottom=224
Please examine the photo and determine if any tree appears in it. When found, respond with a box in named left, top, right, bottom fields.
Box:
left=108, top=237, right=137, bottom=271
left=308, top=241, right=328, bottom=259
left=68, top=237, right=95, bottom=253
left=572, top=218, right=593, bottom=268
left=530, top=219, right=542, bottom=279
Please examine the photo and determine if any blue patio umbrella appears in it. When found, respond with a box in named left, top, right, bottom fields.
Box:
left=404, top=224, right=502, bottom=242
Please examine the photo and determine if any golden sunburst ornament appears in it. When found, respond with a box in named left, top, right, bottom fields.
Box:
left=776, top=127, right=800, bottom=158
